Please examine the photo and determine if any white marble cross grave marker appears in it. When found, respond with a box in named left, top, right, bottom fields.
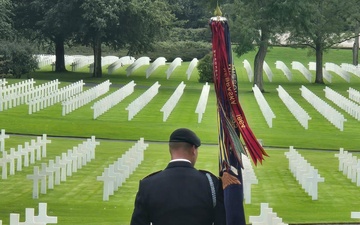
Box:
left=40, top=163, right=53, bottom=194
left=38, top=134, right=51, bottom=158
left=55, top=156, right=67, bottom=182
left=97, top=168, right=116, bottom=201
left=47, top=160, right=60, bottom=187
left=0, top=129, right=10, bottom=153
left=0, top=151, right=11, bottom=179
left=34, top=203, right=58, bottom=224
left=27, top=166, right=46, bottom=199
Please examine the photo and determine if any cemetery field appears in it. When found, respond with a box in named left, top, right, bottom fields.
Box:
left=1, top=136, right=360, bottom=224
left=1, top=46, right=360, bottom=224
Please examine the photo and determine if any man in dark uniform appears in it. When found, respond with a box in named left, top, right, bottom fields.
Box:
left=130, top=128, right=226, bottom=225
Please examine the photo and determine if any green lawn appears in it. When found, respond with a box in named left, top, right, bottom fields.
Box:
left=1, top=46, right=360, bottom=224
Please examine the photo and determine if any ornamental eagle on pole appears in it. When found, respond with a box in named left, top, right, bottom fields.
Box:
left=209, top=5, right=268, bottom=225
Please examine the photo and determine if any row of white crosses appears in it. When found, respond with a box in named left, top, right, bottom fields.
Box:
left=160, top=81, right=186, bottom=122
left=1, top=79, right=61, bottom=113
left=334, top=148, right=360, bottom=186
left=70, top=55, right=94, bottom=72
left=27, top=80, right=60, bottom=102
left=89, top=56, right=119, bottom=73
left=243, top=59, right=253, bottom=82
left=195, top=82, right=210, bottom=123
left=335, top=148, right=360, bottom=221
left=91, top=80, right=136, bottom=119
left=186, top=58, right=198, bottom=80
left=284, top=146, right=325, bottom=200
left=0, top=79, right=36, bottom=111
left=252, top=84, right=276, bottom=128
left=125, top=81, right=161, bottom=120
left=146, top=57, right=167, bottom=78
left=64, top=55, right=78, bottom=68
left=1, top=133, right=51, bottom=180
left=308, top=62, right=332, bottom=83
left=275, top=61, right=292, bottom=81
left=241, top=154, right=258, bottom=204
left=126, top=56, right=151, bottom=76
left=348, top=87, right=360, bottom=104
left=263, top=61, right=274, bottom=82
left=97, top=138, right=148, bottom=201
left=325, top=62, right=351, bottom=82
left=62, top=80, right=111, bottom=116
left=28, top=80, right=84, bottom=114
left=166, top=57, right=182, bottom=79
left=0, top=202, right=57, bottom=225
left=107, top=56, right=136, bottom=74
left=36, top=54, right=56, bottom=68
left=341, top=63, right=360, bottom=78
left=324, top=86, right=360, bottom=120
left=249, top=203, right=288, bottom=225
left=300, top=85, right=346, bottom=131
left=26, top=136, right=100, bottom=199
left=291, top=61, right=313, bottom=82
left=276, top=85, right=311, bottom=129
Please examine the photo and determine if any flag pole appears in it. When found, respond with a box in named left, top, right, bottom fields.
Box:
left=209, top=4, right=268, bottom=225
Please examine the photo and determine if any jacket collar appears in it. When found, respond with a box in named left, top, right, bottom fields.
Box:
left=166, top=160, right=193, bottom=169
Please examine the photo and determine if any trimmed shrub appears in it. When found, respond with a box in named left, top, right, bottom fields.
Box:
left=0, top=40, right=38, bottom=78
left=197, top=52, right=213, bottom=83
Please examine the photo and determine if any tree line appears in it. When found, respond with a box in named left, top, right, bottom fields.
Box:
left=1, top=0, right=359, bottom=90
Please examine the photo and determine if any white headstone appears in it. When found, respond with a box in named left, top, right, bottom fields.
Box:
left=8, top=148, right=17, bottom=175
left=39, top=163, right=52, bottom=194
left=55, top=156, right=67, bottom=182
left=27, top=166, right=46, bottom=199
left=34, top=203, right=58, bottom=224
left=0, top=129, right=10, bottom=152
left=351, top=212, right=360, bottom=219
left=23, top=208, right=44, bottom=225
left=97, top=168, right=116, bottom=201
left=0, top=151, right=11, bottom=179
left=48, top=160, right=61, bottom=186
left=39, top=134, right=51, bottom=158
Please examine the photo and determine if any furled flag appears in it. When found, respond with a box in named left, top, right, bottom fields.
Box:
left=209, top=5, right=268, bottom=225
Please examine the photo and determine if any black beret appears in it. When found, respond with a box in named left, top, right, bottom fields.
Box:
left=169, top=128, right=201, bottom=147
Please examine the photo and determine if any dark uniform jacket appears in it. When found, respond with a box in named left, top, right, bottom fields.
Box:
left=130, top=161, right=226, bottom=225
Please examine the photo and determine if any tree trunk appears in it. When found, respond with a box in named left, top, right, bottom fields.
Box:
left=353, top=25, right=359, bottom=66
left=253, top=29, right=268, bottom=92
left=55, top=36, right=67, bottom=72
left=92, top=33, right=102, bottom=77
left=315, top=42, right=324, bottom=84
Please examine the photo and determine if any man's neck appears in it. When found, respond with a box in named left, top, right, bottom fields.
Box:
left=170, top=158, right=191, bottom=163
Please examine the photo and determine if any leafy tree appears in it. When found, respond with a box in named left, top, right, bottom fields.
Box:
left=166, top=0, right=210, bottom=28
left=226, top=0, right=289, bottom=91
left=12, top=0, right=82, bottom=72
left=346, top=0, right=360, bottom=65
left=77, top=0, right=174, bottom=77
left=0, top=40, right=38, bottom=78
left=0, top=0, right=13, bottom=39
left=287, top=0, right=353, bottom=83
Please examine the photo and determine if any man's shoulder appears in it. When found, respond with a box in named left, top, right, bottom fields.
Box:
left=198, top=169, right=219, bottom=180
left=142, top=170, right=162, bottom=180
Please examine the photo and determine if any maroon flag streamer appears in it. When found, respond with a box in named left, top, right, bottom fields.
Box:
left=210, top=19, right=268, bottom=166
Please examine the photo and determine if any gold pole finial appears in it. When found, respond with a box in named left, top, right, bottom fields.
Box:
left=214, top=3, right=222, bottom=17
